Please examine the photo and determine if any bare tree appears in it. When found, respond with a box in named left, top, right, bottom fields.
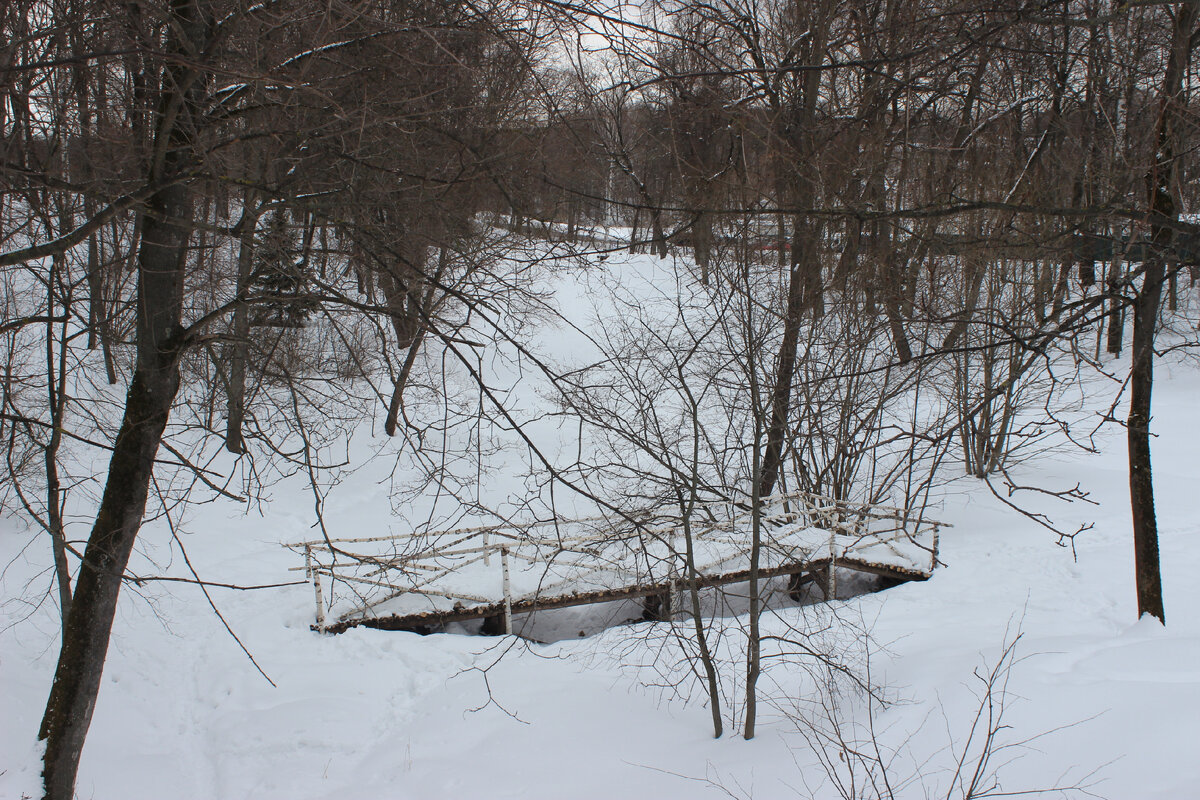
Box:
left=1127, top=0, right=1200, bottom=623
left=2, top=2, right=543, bottom=796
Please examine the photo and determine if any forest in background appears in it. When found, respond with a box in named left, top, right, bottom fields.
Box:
left=3, top=0, right=1199, bottom=797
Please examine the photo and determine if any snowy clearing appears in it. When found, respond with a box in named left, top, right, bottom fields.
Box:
left=3, top=251, right=1199, bottom=800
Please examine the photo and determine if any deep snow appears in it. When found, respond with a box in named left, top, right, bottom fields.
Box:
left=2, top=250, right=1199, bottom=799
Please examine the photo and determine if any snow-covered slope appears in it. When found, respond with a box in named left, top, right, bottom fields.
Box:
left=2, top=252, right=1198, bottom=799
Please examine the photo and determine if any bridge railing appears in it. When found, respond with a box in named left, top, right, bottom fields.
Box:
left=285, top=491, right=944, bottom=632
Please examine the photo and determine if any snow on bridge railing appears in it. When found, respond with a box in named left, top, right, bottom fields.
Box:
left=285, top=491, right=946, bottom=634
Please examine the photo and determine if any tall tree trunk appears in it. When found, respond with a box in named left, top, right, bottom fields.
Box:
left=225, top=193, right=260, bottom=454
left=38, top=2, right=205, bottom=795
left=757, top=238, right=809, bottom=500
left=942, top=248, right=986, bottom=350
left=1106, top=254, right=1125, bottom=356
left=1129, top=259, right=1165, bottom=622
left=800, top=214, right=824, bottom=319
left=679, top=387, right=722, bottom=738
left=1128, top=0, right=1199, bottom=624
left=38, top=349, right=184, bottom=799
left=693, top=209, right=712, bottom=285
left=879, top=247, right=913, bottom=363
left=45, top=256, right=73, bottom=635
left=744, top=422, right=763, bottom=743
left=380, top=242, right=429, bottom=436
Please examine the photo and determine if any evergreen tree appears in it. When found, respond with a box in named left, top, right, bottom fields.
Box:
left=250, top=210, right=318, bottom=328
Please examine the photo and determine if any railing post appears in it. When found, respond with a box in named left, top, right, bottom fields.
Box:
left=501, top=546, right=512, bottom=635
left=670, top=528, right=680, bottom=584
left=931, top=523, right=941, bottom=573
left=308, top=545, right=327, bottom=632
left=827, top=529, right=837, bottom=599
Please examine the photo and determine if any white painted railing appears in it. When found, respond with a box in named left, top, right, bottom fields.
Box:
left=286, top=491, right=944, bottom=632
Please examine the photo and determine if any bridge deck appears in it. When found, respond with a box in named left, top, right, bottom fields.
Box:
left=287, top=493, right=943, bottom=635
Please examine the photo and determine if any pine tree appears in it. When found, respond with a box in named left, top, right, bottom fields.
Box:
left=250, top=210, right=318, bottom=328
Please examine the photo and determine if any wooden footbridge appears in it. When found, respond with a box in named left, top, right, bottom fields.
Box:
left=287, top=492, right=944, bottom=635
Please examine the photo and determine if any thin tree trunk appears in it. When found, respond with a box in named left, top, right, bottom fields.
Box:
left=776, top=212, right=787, bottom=268
left=385, top=331, right=426, bottom=437
left=694, top=209, right=712, bottom=285
left=880, top=249, right=913, bottom=363
left=676, top=374, right=722, bottom=737
left=1051, top=259, right=1071, bottom=314
left=1107, top=258, right=1125, bottom=356
left=744, top=426, right=762, bottom=740
left=798, top=214, right=824, bottom=319
left=757, top=251, right=807, bottom=500
left=382, top=243, right=437, bottom=436
left=942, top=249, right=986, bottom=350
left=45, top=257, right=72, bottom=635
left=678, top=485, right=722, bottom=735
left=740, top=245, right=767, bottom=740
left=85, top=229, right=102, bottom=351
left=225, top=193, right=260, bottom=454
left=1129, top=251, right=1165, bottom=622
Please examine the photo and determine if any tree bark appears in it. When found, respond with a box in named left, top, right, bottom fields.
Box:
left=679, top=377, right=722, bottom=738
left=756, top=244, right=808, bottom=500
left=380, top=242, right=429, bottom=436
left=45, top=257, right=73, bottom=635
left=38, top=2, right=204, bottom=794
left=1106, top=255, right=1125, bottom=356
left=1127, top=0, right=1199, bottom=624
left=879, top=247, right=913, bottom=363
left=942, top=248, right=986, bottom=350
left=1128, top=254, right=1164, bottom=622
left=38, top=356, right=183, bottom=799
left=744, top=422, right=763, bottom=740
left=224, top=194, right=260, bottom=454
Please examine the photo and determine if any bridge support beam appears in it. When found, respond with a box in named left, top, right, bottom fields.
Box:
left=641, top=587, right=673, bottom=621
left=786, top=565, right=834, bottom=602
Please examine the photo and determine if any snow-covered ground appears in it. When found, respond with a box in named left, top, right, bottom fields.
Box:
left=3, top=251, right=1199, bottom=799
